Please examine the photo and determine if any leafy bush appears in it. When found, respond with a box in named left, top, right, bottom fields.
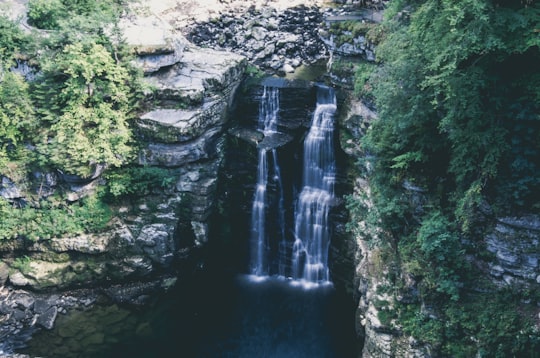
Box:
left=398, top=289, right=540, bottom=357
left=0, top=196, right=111, bottom=241
left=33, top=41, right=136, bottom=177
left=0, top=15, right=30, bottom=63
left=353, top=61, right=376, bottom=97
left=27, top=0, right=66, bottom=29
left=102, top=166, right=176, bottom=201
left=0, top=71, right=36, bottom=175
left=27, top=0, right=125, bottom=30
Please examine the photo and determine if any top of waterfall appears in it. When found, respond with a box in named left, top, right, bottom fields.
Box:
left=262, top=77, right=312, bottom=89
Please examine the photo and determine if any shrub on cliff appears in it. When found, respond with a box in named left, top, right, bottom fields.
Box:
left=33, top=41, right=134, bottom=177
left=350, top=0, right=540, bottom=355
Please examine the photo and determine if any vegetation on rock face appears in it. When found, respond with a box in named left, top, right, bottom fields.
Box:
left=0, top=0, right=148, bottom=241
left=348, top=0, right=540, bottom=355
left=33, top=41, right=135, bottom=177
left=101, top=166, right=176, bottom=201
left=27, top=0, right=127, bottom=30
left=0, top=196, right=112, bottom=241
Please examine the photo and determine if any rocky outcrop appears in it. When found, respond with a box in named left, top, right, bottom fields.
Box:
left=0, top=8, right=246, bottom=290
left=119, top=15, right=186, bottom=74
left=0, top=4, right=247, bottom=353
left=131, top=15, right=247, bottom=229
left=484, top=215, right=540, bottom=286
left=344, top=95, right=540, bottom=357
left=319, top=13, right=380, bottom=61
left=0, top=177, right=23, bottom=201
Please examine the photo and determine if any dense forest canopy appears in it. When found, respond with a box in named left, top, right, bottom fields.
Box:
left=349, top=0, right=540, bottom=355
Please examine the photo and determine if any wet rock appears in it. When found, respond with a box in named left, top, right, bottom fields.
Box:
left=36, top=306, right=57, bottom=330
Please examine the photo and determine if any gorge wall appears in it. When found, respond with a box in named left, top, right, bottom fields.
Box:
left=1, top=2, right=248, bottom=351
left=0, top=0, right=384, bottom=354
left=3, top=1, right=537, bottom=357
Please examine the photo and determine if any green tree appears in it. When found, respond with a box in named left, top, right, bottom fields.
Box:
left=0, top=15, right=30, bottom=64
left=353, top=0, right=540, bottom=355
left=364, top=0, right=540, bottom=224
left=34, top=41, right=134, bottom=177
left=0, top=71, right=35, bottom=175
left=27, top=0, right=126, bottom=30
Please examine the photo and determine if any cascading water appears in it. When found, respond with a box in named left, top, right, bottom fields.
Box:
left=250, top=86, right=285, bottom=277
left=292, top=85, right=337, bottom=284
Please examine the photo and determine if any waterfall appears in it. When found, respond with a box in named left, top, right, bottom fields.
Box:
left=292, top=85, right=337, bottom=283
left=250, top=148, right=269, bottom=276
left=250, top=87, right=284, bottom=277
left=249, top=84, right=337, bottom=284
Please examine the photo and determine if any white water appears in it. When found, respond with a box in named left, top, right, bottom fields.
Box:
left=292, top=86, right=337, bottom=284
left=250, top=87, right=284, bottom=276
left=250, top=85, right=337, bottom=284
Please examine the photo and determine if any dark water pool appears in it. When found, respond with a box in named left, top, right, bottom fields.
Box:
left=21, top=267, right=359, bottom=358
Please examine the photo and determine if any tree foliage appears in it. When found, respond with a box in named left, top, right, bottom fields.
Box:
left=0, top=196, right=111, bottom=241
left=365, top=0, right=540, bottom=217
left=0, top=72, right=35, bottom=174
left=0, top=1, right=143, bottom=242
left=34, top=41, right=134, bottom=177
left=352, top=0, right=540, bottom=355
left=27, top=0, right=126, bottom=30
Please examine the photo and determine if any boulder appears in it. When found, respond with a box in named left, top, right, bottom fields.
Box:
left=36, top=306, right=58, bottom=330
left=143, top=46, right=247, bottom=106
left=0, top=177, right=22, bottom=201
left=119, top=15, right=187, bottom=74
left=0, top=261, right=9, bottom=286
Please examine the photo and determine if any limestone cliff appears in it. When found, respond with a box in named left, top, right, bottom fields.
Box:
left=0, top=4, right=246, bottom=352
left=340, top=93, right=540, bottom=357
left=0, top=9, right=246, bottom=292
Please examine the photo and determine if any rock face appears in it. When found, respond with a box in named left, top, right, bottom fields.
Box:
left=0, top=4, right=246, bottom=353
left=133, top=26, right=247, bottom=227
left=342, top=96, right=540, bottom=357
left=119, top=15, right=186, bottom=74
left=484, top=215, right=540, bottom=286
left=0, top=9, right=246, bottom=292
